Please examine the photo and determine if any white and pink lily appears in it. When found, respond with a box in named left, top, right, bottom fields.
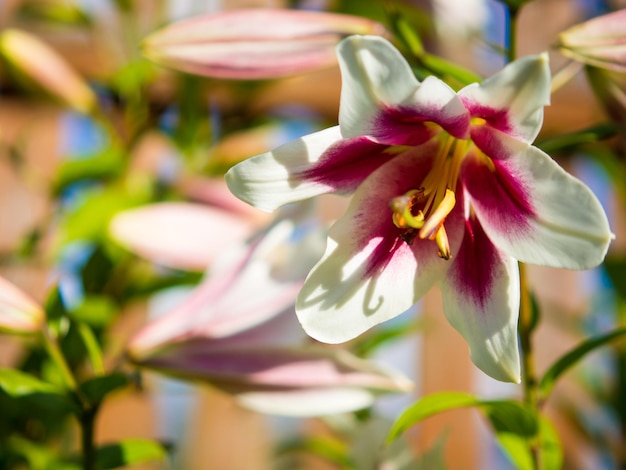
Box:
left=127, top=216, right=412, bottom=416
left=226, top=35, right=613, bottom=382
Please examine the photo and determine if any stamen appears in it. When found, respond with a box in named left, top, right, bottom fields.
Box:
left=419, top=188, right=456, bottom=240
left=435, top=225, right=451, bottom=260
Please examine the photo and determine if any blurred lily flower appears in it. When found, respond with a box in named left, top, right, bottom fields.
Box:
left=227, top=36, right=613, bottom=383
left=142, top=8, right=387, bottom=79
left=109, top=200, right=260, bottom=271
left=0, top=276, right=45, bottom=335
left=558, top=9, right=626, bottom=72
left=127, top=217, right=412, bottom=416
left=0, top=28, right=96, bottom=113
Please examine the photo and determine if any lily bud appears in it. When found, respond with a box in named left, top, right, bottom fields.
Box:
left=0, top=28, right=96, bottom=113
left=142, top=8, right=387, bottom=79
left=558, top=9, right=626, bottom=72
left=0, top=277, right=45, bottom=335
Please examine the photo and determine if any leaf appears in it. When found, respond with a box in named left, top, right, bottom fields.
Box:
left=485, top=401, right=538, bottom=437
left=0, top=368, right=77, bottom=413
left=484, top=401, right=538, bottom=470
left=387, top=392, right=479, bottom=442
left=80, top=373, right=130, bottom=406
left=0, top=367, right=64, bottom=396
left=53, top=148, right=124, bottom=194
left=539, top=416, right=563, bottom=470
left=69, top=296, right=117, bottom=328
left=95, top=439, right=168, bottom=469
left=536, top=123, right=623, bottom=154
left=539, top=327, right=626, bottom=399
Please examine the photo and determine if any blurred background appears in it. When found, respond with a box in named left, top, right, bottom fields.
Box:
left=0, top=0, right=625, bottom=468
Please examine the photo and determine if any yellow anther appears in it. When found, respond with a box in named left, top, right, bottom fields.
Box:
left=419, top=188, right=456, bottom=240
left=435, top=225, right=451, bottom=260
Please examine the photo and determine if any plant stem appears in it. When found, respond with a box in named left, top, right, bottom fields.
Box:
left=506, top=6, right=519, bottom=64
left=519, top=262, right=541, bottom=470
left=41, top=327, right=78, bottom=390
left=81, top=405, right=99, bottom=470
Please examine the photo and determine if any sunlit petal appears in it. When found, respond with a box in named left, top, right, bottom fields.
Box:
left=459, top=54, right=550, bottom=143
left=440, top=216, right=521, bottom=383
left=465, top=126, right=613, bottom=269
left=338, top=35, right=468, bottom=142
left=297, top=145, right=462, bottom=343
left=225, top=126, right=392, bottom=211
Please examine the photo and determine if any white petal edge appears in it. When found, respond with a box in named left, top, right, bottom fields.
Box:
left=459, top=53, right=551, bottom=143
left=468, top=129, right=613, bottom=270
left=337, top=35, right=420, bottom=138
left=225, top=126, right=345, bottom=212
left=440, top=230, right=521, bottom=383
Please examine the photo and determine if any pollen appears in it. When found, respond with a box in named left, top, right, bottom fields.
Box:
left=389, top=135, right=471, bottom=258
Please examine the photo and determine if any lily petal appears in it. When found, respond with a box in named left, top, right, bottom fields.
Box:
left=225, top=126, right=391, bottom=211
left=338, top=35, right=468, bottom=142
left=464, top=126, right=613, bottom=270
left=128, top=218, right=326, bottom=356
left=296, top=144, right=462, bottom=343
left=459, top=53, right=551, bottom=143
left=137, top=344, right=412, bottom=416
left=559, top=9, right=626, bottom=73
left=109, top=202, right=254, bottom=271
left=440, top=215, right=521, bottom=383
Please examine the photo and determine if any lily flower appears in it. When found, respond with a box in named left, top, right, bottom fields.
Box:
left=558, top=8, right=626, bottom=73
left=226, top=35, right=613, bottom=382
left=127, top=216, right=412, bottom=416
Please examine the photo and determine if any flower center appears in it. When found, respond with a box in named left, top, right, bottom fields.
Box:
left=389, top=135, right=470, bottom=260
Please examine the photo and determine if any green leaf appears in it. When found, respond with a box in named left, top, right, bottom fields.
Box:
left=484, top=401, right=538, bottom=437
left=69, top=296, right=117, bottom=328
left=539, top=416, right=563, bottom=470
left=484, top=401, right=538, bottom=470
left=53, top=148, right=125, bottom=194
left=95, top=439, right=168, bottom=469
left=387, top=392, right=479, bottom=442
left=0, top=368, right=77, bottom=413
left=0, top=367, right=64, bottom=396
left=536, top=123, right=623, bottom=154
left=80, top=373, right=129, bottom=406
left=539, top=327, right=626, bottom=399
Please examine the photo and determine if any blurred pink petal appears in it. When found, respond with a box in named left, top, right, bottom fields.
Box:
left=0, top=276, right=44, bottom=334
left=127, top=218, right=411, bottom=415
left=142, top=8, right=387, bottom=79
left=0, top=28, right=96, bottom=113
left=559, top=9, right=626, bottom=72
left=109, top=202, right=255, bottom=271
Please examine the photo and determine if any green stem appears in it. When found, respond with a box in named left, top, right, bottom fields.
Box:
left=41, top=327, right=78, bottom=391
left=77, top=322, right=105, bottom=376
left=80, top=405, right=99, bottom=470
left=519, top=263, right=541, bottom=470
left=506, top=6, right=519, bottom=64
